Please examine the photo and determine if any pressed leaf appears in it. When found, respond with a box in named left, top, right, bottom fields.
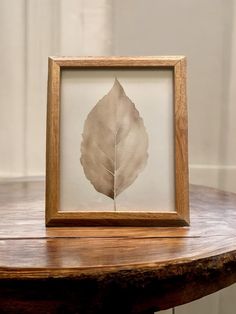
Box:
left=80, top=78, right=148, bottom=207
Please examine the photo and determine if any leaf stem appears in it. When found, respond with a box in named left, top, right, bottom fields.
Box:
left=114, top=196, right=116, bottom=211
left=114, top=130, right=117, bottom=212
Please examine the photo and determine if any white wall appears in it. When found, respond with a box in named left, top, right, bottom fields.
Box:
left=113, top=0, right=236, bottom=194
left=1, top=0, right=235, bottom=193
left=0, top=1, right=236, bottom=313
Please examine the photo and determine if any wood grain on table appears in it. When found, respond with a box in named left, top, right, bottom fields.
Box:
left=0, top=181, right=236, bottom=314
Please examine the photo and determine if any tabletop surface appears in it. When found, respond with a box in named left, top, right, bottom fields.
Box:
left=0, top=180, right=236, bottom=314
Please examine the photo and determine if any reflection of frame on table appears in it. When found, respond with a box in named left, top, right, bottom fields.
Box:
left=46, top=56, right=189, bottom=227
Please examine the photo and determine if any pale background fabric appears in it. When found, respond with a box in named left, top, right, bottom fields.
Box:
left=0, top=0, right=236, bottom=313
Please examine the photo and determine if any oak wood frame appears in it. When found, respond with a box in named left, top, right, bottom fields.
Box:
left=46, top=56, right=189, bottom=227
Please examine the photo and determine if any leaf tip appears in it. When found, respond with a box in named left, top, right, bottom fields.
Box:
left=113, top=77, right=122, bottom=87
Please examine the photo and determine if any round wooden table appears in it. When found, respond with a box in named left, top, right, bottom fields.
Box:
left=0, top=180, right=236, bottom=314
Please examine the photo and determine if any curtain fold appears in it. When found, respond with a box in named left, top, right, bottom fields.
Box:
left=0, top=0, right=112, bottom=177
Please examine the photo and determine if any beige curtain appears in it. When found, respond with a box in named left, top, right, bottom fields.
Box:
left=0, top=0, right=112, bottom=177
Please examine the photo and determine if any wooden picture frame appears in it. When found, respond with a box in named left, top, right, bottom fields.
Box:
left=46, top=56, right=189, bottom=227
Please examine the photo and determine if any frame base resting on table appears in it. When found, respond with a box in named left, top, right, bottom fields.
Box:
left=0, top=181, right=236, bottom=313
